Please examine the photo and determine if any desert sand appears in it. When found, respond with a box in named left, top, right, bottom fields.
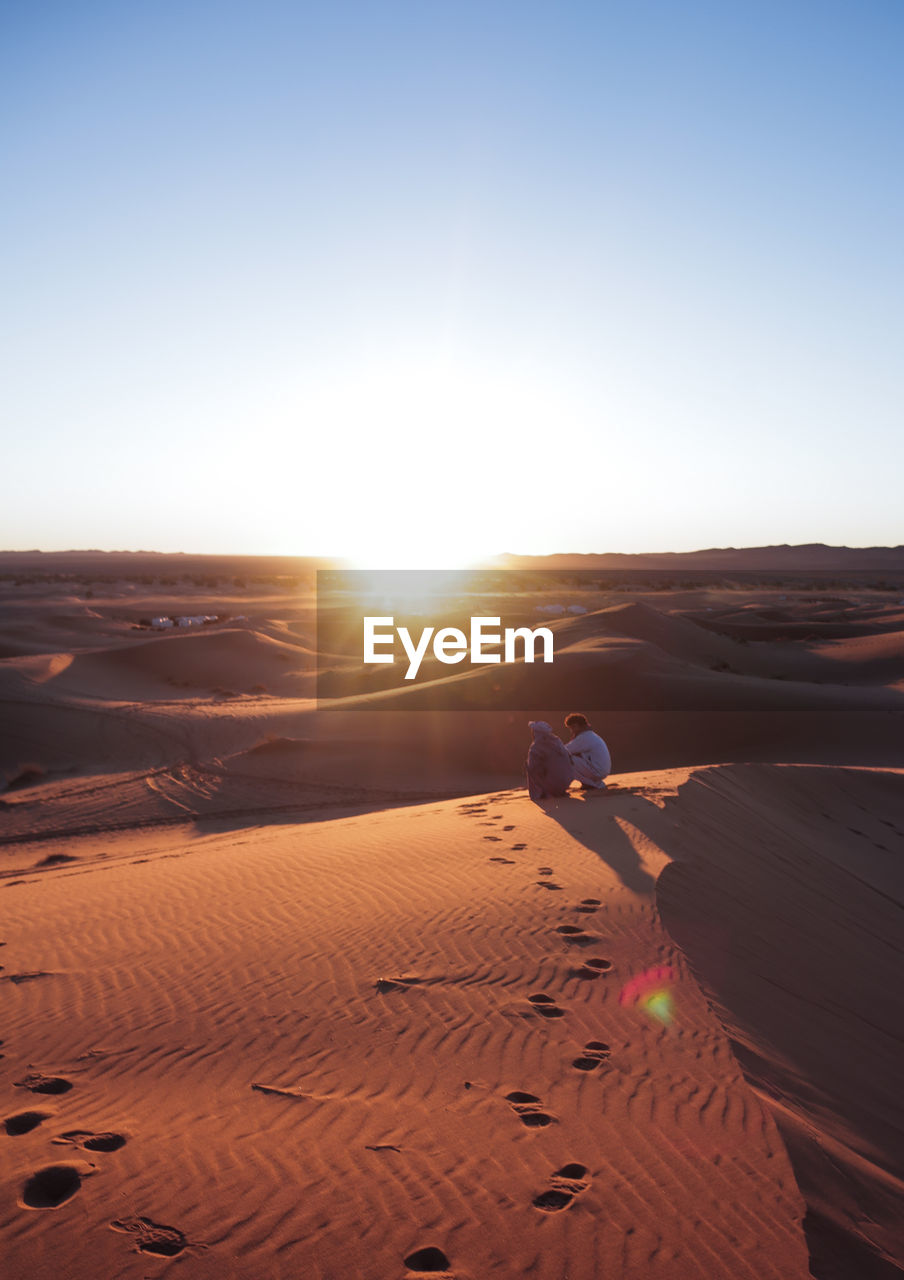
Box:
left=2, top=554, right=904, bottom=1278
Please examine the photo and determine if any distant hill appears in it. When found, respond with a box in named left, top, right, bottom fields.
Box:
left=1, top=544, right=904, bottom=577
left=0, top=550, right=335, bottom=578
left=494, top=545, right=904, bottom=571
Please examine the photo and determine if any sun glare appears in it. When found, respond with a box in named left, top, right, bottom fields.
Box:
left=300, top=349, right=578, bottom=569
left=345, top=538, right=488, bottom=572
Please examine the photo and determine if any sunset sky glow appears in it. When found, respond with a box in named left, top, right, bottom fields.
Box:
left=2, top=2, right=902, bottom=565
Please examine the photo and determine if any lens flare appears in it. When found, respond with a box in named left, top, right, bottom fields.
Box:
left=641, top=989, right=674, bottom=1024
left=619, top=965, right=676, bottom=1025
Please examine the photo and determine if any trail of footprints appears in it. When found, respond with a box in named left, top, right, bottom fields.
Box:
left=3, top=798, right=615, bottom=1275
left=9, top=798, right=613, bottom=1262
left=6, top=1074, right=191, bottom=1252
left=439, top=805, right=616, bottom=1228
left=455, top=806, right=617, bottom=1219
left=457, top=802, right=528, bottom=863
left=2, top=936, right=191, bottom=1258
left=7, top=1074, right=135, bottom=1217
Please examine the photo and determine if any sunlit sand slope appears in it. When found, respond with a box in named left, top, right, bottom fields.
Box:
left=0, top=769, right=825, bottom=1280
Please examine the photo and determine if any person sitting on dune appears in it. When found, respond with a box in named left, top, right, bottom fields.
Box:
left=526, top=720, right=574, bottom=801
left=564, top=713, right=611, bottom=790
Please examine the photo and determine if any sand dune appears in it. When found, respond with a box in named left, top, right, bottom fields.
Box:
left=5, top=578, right=904, bottom=788
left=591, top=601, right=745, bottom=668
left=3, top=764, right=901, bottom=1277
left=0, top=765, right=847, bottom=1280
left=47, top=628, right=312, bottom=702
left=807, top=630, right=904, bottom=685
left=657, top=764, right=904, bottom=1278
left=3, top=568, right=904, bottom=1278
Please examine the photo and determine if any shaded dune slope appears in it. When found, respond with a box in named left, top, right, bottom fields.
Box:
left=28, top=628, right=313, bottom=701
left=656, top=764, right=904, bottom=1279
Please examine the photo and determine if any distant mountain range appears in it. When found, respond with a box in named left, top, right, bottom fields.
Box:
left=494, top=544, right=904, bottom=571
left=1, top=544, right=903, bottom=575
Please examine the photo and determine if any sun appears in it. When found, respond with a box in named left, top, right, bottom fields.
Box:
left=292, top=345, right=566, bottom=570
left=344, top=534, right=488, bottom=572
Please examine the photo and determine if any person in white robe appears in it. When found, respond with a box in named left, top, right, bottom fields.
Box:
left=563, top=713, right=611, bottom=789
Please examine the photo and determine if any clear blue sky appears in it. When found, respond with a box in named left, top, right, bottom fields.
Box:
left=2, top=1, right=901, bottom=564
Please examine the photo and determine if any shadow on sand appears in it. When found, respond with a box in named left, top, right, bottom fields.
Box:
left=535, top=787, right=658, bottom=896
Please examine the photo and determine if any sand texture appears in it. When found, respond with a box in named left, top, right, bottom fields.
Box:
left=2, top=566, right=904, bottom=1277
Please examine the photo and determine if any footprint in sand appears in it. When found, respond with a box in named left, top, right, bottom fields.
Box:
left=527, top=992, right=566, bottom=1019
left=5, top=1111, right=52, bottom=1136
left=572, top=1041, right=612, bottom=1071
left=532, top=1162, right=591, bottom=1212
left=537, top=866, right=554, bottom=876
left=503, top=825, right=515, bottom=831
left=535, top=880, right=563, bottom=891
left=110, top=1216, right=190, bottom=1257
left=574, top=898, right=602, bottom=914
left=6, top=971, right=53, bottom=985
left=511, top=843, right=527, bottom=851
left=20, top=1163, right=91, bottom=1209
left=505, top=1090, right=557, bottom=1128
left=14, top=1074, right=73, bottom=1096
left=404, top=1244, right=452, bottom=1273
left=54, top=1130, right=127, bottom=1152
left=555, top=925, right=596, bottom=946
left=573, top=957, right=613, bottom=980
left=483, top=835, right=502, bottom=842
left=489, top=856, right=516, bottom=865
